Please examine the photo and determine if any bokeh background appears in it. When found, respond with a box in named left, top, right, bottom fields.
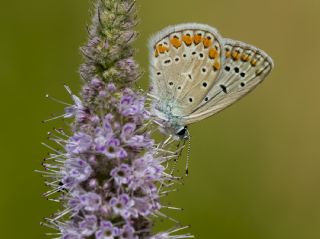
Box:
left=1, top=0, right=320, bottom=238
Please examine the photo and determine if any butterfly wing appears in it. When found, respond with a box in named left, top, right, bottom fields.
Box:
left=181, top=38, right=274, bottom=125
left=149, top=23, right=225, bottom=121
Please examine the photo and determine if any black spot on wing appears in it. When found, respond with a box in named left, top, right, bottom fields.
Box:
left=220, top=84, right=227, bottom=93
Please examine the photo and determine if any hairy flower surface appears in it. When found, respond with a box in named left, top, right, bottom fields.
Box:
left=40, top=0, right=193, bottom=238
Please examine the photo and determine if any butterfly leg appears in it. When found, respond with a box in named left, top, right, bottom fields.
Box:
left=169, top=140, right=187, bottom=176
left=163, top=135, right=173, bottom=146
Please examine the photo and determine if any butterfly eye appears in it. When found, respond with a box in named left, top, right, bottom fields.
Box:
left=176, top=127, right=187, bottom=137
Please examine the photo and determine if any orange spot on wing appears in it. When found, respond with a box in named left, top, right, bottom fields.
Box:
left=251, top=59, right=257, bottom=66
left=213, top=61, right=221, bottom=72
left=193, top=34, right=202, bottom=45
left=182, top=34, right=193, bottom=46
left=209, top=48, right=218, bottom=59
left=203, top=37, right=212, bottom=48
left=225, top=49, right=231, bottom=58
left=156, top=44, right=169, bottom=54
left=232, top=51, right=240, bottom=61
left=170, top=36, right=182, bottom=49
left=241, top=54, right=249, bottom=62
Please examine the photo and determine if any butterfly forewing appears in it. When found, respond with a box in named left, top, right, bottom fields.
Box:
left=182, top=39, right=274, bottom=124
left=149, top=24, right=224, bottom=119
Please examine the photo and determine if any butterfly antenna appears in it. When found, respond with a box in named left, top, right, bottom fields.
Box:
left=185, top=130, right=191, bottom=176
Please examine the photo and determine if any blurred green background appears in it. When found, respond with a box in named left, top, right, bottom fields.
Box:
left=1, top=0, right=320, bottom=238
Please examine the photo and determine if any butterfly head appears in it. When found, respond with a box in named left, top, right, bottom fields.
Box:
left=158, top=120, right=189, bottom=140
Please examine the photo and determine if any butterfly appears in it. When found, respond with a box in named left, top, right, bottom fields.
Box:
left=149, top=23, right=274, bottom=139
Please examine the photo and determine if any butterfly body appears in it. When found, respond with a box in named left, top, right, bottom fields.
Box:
left=149, top=23, right=274, bottom=139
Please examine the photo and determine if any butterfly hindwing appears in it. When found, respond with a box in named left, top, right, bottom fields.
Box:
left=182, top=38, right=274, bottom=124
left=149, top=24, right=224, bottom=120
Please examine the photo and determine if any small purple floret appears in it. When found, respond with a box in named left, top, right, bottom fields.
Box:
left=66, top=132, right=92, bottom=154
left=95, top=221, right=120, bottom=239
left=109, top=194, right=137, bottom=219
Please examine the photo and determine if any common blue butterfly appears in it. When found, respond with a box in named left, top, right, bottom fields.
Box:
left=149, top=23, right=274, bottom=139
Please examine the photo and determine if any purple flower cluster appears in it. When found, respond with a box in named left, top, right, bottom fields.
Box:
left=44, top=68, right=177, bottom=237
left=41, top=0, right=193, bottom=238
left=46, top=85, right=176, bottom=238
